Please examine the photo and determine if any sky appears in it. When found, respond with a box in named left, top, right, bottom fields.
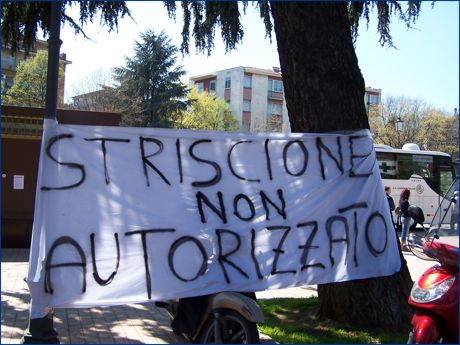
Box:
left=58, top=1, right=459, bottom=113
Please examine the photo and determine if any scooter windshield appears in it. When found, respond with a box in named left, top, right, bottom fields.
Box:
left=408, top=178, right=458, bottom=261
left=427, top=177, right=459, bottom=245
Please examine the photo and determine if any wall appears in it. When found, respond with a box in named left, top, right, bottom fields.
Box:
left=251, top=74, right=269, bottom=131
left=1, top=105, right=121, bottom=247
left=216, top=67, right=244, bottom=127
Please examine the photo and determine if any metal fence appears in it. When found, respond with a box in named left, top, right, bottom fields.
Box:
left=1, top=114, right=43, bottom=139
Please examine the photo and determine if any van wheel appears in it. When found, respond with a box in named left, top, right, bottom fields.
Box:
left=198, top=309, right=260, bottom=344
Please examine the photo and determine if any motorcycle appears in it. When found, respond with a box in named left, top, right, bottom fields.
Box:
left=156, top=291, right=264, bottom=343
left=406, top=178, right=459, bottom=344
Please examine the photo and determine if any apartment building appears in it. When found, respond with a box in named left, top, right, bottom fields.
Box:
left=1, top=39, right=71, bottom=107
left=189, top=66, right=291, bottom=133
left=190, top=66, right=382, bottom=133
left=364, top=87, right=382, bottom=114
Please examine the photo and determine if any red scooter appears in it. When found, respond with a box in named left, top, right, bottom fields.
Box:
left=407, top=178, right=459, bottom=344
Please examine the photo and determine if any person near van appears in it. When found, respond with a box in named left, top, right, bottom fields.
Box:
left=399, top=189, right=411, bottom=250
left=385, top=186, right=395, bottom=228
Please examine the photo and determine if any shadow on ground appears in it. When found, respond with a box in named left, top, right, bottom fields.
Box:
left=1, top=249, right=188, bottom=344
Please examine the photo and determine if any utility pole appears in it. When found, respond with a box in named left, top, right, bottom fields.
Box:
left=22, top=1, right=62, bottom=343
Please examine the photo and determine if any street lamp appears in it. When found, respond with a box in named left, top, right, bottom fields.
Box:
left=395, top=116, right=404, bottom=148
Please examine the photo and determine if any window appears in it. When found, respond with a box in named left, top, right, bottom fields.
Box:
left=210, top=80, right=216, bottom=92
left=244, top=75, right=252, bottom=88
left=366, top=93, right=381, bottom=105
left=377, top=153, right=397, bottom=179
left=196, top=82, right=204, bottom=93
left=267, top=102, right=283, bottom=116
left=436, top=156, right=457, bottom=195
left=398, top=154, right=434, bottom=181
left=243, top=99, right=251, bottom=112
left=370, top=94, right=380, bottom=104
left=268, top=79, right=283, bottom=93
left=377, top=152, right=435, bottom=181
left=225, top=77, right=231, bottom=89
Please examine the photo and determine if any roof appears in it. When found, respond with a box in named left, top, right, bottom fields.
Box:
left=189, top=72, right=218, bottom=81
left=243, top=66, right=282, bottom=77
left=374, top=144, right=451, bottom=157
left=189, top=66, right=282, bottom=81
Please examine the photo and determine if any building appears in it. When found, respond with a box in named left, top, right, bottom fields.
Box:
left=71, top=86, right=117, bottom=112
left=189, top=66, right=291, bottom=133
left=1, top=39, right=71, bottom=107
left=364, top=87, right=382, bottom=115
left=190, top=67, right=382, bottom=133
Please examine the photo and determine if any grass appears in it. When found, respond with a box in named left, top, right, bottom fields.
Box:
left=257, top=297, right=408, bottom=344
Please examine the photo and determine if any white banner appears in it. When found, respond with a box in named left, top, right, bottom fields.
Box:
left=27, top=120, right=401, bottom=317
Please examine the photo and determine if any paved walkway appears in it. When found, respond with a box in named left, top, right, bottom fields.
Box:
left=1, top=246, right=440, bottom=344
left=3, top=249, right=284, bottom=344
left=2, top=249, right=191, bottom=344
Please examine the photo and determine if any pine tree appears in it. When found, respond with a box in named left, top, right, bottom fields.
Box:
left=114, top=30, right=188, bottom=128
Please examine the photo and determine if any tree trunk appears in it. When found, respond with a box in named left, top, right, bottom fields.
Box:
left=270, top=2, right=413, bottom=330
left=316, top=231, right=413, bottom=330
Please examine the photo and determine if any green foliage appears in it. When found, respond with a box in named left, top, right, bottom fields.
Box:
left=266, top=115, right=283, bottom=132
left=3, top=50, right=63, bottom=107
left=175, top=88, right=239, bottom=131
left=370, top=96, right=458, bottom=158
left=114, top=30, right=188, bottom=128
left=348, top=1, right=423, bottom=47
left=1, top=1, right=426, bottom=56
left=163, top=1, right=425, bottom=55
left=258, top=298, right=408, bottom=344
left=417, top=110, right=459, bottom=157
left=1, top=1, right=131, bottom=54
left=164, top=1, right=251, bottom=55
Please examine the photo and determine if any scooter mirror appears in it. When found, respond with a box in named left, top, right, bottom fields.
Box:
left=408, top=205, right=425, bottom=224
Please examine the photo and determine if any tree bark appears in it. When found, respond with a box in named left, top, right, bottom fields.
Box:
left=270, top=2, right=413, bottom=330
left=270, top=1, right=369, bottom=133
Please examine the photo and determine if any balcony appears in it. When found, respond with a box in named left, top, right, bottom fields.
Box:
left=267, top=90, right=283, bottom=100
